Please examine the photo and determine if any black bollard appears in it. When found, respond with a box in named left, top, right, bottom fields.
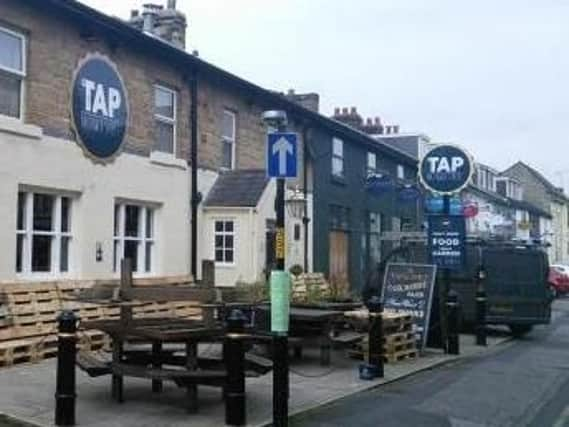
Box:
left=55, top=310, right=79, bottom=426
left=476, top=266, right=487, bottom=346
left=224, top=309, right=247, bottom=426
left=366, top=296, right=384, bottom=378
left=446, top=290, right=460, bottom=355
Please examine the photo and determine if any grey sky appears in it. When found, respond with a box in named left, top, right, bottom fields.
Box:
left=81, top=0, right=569, bottom=188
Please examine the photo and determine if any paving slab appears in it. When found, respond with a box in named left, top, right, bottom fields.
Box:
left=0, top=334, right=510, bottom=427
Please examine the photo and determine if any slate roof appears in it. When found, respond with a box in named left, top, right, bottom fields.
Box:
left=36, top=0, right=417, bottom=167
left=506, top=161, right=569, bottom=203
left=204, top=170, right=269, bottom=208
left=507, top=198, right=552, bottom=219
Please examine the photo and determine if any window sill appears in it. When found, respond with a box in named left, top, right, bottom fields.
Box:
left=215, top=263, right=236, bottom=269
left=0, top=116, right=42, bottom=140
left=331, top=174, right=346, bottom=185
left=150, top=151, right=187, bottom=170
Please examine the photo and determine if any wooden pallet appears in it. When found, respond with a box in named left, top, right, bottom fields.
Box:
left=291, top=273, right=331, bottom=302
left=0, top=278, right=201, bottom=368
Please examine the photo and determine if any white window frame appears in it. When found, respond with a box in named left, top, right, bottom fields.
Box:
left=366, top=152, right=377, bottom=176
left=153, top=84, right=177, bottom=155
left=113, top=202, right=156, bottom=275
left=332, top=137, right=344, bottom=178
left=0, top=25, right=26, bottom=120
left=221, top=109, right=236, bottom=170
left=213, top=219, right=235, bottom=266
left=397, top=164, right=405, bottom=180
left=16, top=191, right=73, bottom=279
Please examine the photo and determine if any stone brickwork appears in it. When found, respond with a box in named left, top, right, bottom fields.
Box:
left=1, top=0, right=193, bottom=160
left=0, top=0, right=289, bottom=174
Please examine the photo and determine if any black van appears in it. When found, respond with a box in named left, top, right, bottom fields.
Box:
left=369, top=239, right=553, bottom=337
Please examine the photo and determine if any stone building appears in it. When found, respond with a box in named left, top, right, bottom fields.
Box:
left=503, top=161, right=569, bottom=263
left=0, top=0, right=421, bottom=290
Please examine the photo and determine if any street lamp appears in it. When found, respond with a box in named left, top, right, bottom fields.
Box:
left=285, top=186, right=307, bottom=220
left=286, top=186, right=310, bottom=273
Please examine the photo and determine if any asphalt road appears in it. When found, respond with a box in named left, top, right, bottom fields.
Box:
left=292, top=298, right=569, bottom=427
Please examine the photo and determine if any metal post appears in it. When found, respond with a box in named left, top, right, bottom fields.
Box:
left=273, top=176, right=288, bottom=427
left=446, top=289, right=460, bottom=355
left=366, top=296, right=384, bottom=378
left=476, top=266, right=487, bottom=346
left=442, top=195, right=451, bottom=353
left=225, top=309, right=247, bottom=426
left=55, top=310, right=78, bottom=426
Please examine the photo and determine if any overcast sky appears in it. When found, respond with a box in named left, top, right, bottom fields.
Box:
left=81, top=0, right=569, bottom=188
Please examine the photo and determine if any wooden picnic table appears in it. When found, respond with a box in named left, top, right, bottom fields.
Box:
left=81, top=316, right=226, bottom=413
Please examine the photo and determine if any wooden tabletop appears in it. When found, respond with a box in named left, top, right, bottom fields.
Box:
left=257, top=305, right=343, bottom=321
left=82, top=317, right=224, bottom=342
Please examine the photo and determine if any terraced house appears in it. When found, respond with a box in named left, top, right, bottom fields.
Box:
left=0, top=0, right=419, bottom=291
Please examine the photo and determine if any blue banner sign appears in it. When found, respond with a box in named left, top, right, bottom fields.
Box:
left=366, top=174, right=395, bottom=195
left=398, top=184, right=422, bottom=203
left=71, top=54, right=128, bottom=161
left=419, top=145, right=473, bottom=194
left=425, top=196, right=444, bottom=213
left=428, top=215, right=466, bottom=270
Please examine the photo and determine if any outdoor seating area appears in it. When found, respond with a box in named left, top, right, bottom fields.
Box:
left=0, top=265, right=491, bottom=426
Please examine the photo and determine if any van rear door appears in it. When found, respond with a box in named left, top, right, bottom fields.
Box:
left=483, top=247, right=551, bottom=325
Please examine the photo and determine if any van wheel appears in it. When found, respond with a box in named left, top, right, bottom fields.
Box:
left=509, top=325, right=533, bottom=337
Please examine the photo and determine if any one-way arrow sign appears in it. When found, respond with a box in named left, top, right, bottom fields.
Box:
left=267, top=132, right=298, bottom=178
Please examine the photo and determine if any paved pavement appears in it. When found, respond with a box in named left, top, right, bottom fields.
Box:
left=0, top=321, right=510, bottom=426
left=292, top=298, right=569, bottom=427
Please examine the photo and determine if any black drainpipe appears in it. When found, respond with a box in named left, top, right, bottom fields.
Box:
left=302, top=125, right=310, bottom=273
left=190, top=69, right=199, bottom=278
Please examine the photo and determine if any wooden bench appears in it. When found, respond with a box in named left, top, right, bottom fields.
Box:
left=112, top=362, right=228, bottom=412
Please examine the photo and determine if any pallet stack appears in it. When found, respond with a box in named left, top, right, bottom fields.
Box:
left=0, top=277, right=201, bottom=368
left=291, top=273, right=331, bottom=302
left=345, top=309, right=419, bottom=363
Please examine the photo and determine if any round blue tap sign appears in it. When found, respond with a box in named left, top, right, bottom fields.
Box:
left=419, top=145, right=473, bottom=194
left=71, top=54, right=128, bottom=161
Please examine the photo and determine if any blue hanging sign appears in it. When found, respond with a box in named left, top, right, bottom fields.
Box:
left=366, top=174, right=394, bottom=195
left=398, top=184, right=422, bottom=203
left=419, top=145, right=473, bottom=195
left=71, top=54, right=129, bottom=161
left=428, top=215, right=466, bottom=270
left=449, top=197, right=463, bottom=216
left=425, top=196, right=444, bottom=213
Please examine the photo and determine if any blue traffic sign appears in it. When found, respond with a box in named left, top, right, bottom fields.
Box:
left=428, top=215, right=466, bottom=270
left=267, top=132, right=298, bottom=178
left=419, top=145, right=473, bottom=194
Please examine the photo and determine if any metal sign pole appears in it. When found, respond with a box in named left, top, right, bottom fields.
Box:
left=273, top=176, right=289, bottom=427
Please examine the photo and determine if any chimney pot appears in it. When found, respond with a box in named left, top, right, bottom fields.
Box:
left=334, top=107, right=340, bottom=115
left=350, top=107, right=357, bottom=115
left=366, top=118, right=372, bottom=125
left=131, top=9, right=139, bottom=18
left=342, top=107, right=348, bottom=115
left=374, top=117, right=381, bottom=125
left=393, top=125, right=400, bottom=134
left=167, top=0, right=177, bottom=9
left=288, top=89, right=295, bottom=96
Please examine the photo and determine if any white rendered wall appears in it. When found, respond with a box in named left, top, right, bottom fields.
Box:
left=0, top=119, right=190, bottom=281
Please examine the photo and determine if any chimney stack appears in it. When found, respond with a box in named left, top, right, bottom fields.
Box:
left=332, top=106, right=363, bottom=129
left=285, top=89, right=320, bottom=113
left=129, top=1, right=188, bottom=50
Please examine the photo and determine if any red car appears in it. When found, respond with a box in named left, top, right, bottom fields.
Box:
left=549, top=265, right=569, bottom=297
